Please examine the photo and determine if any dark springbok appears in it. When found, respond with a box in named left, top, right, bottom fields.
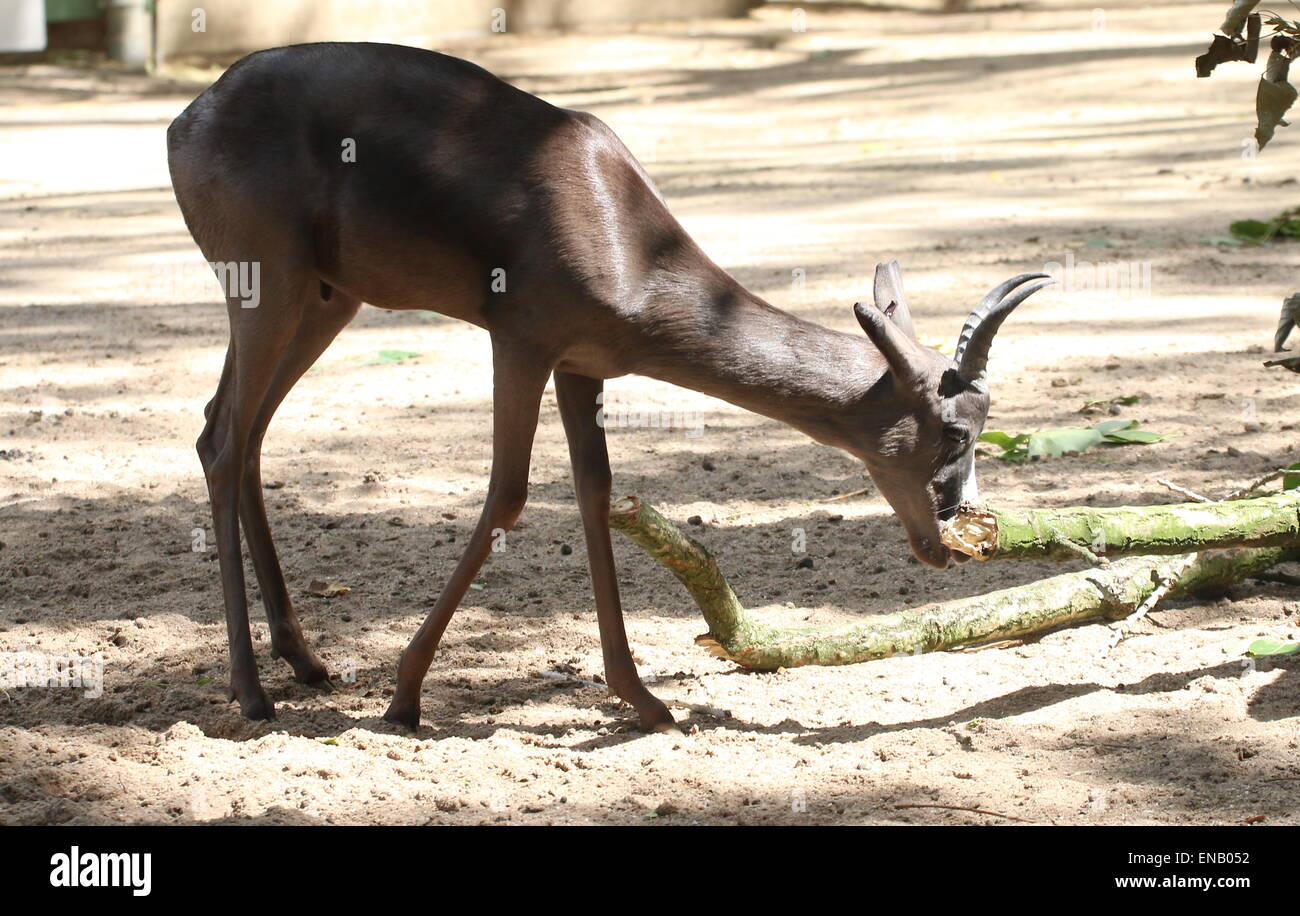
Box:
left=167, top=42, right=1051, bottom=732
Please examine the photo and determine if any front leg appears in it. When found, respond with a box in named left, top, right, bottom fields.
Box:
left=554, top=372, right=679, bottom=734
left=383, top=344, right=551, bottom=730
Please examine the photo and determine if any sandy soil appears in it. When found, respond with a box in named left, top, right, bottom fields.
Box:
left=2, top=1, right=1299, bottom=825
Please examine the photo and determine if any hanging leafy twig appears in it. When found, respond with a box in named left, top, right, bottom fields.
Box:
left=1197, top=1, right=1299, bottom=148
left=1257, top=36, right=1299, bottom=148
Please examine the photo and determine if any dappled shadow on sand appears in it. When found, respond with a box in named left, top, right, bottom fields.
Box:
left=4, top=652, right=1295, bottom=824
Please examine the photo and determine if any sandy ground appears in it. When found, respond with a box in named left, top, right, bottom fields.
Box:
left=2, top=1, right=1299, bottom=825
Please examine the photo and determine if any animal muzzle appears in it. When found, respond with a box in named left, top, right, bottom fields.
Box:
left=907, top=528, right=953, bottom=569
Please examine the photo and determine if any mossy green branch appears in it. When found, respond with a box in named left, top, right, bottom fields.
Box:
left=939, top=492, right=1300, bottom=562
left=608, top=496, right=752, bottom=650
left=608, top=496, right=1299, bottom=670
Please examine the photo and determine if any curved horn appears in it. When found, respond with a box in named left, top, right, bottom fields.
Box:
left=954, top=274, right=1054, bottom=386
left=872, top=259, right=915, bottom=339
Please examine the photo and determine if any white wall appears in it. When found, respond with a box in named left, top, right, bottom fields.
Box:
left=155, top=0, right=760, bottom=60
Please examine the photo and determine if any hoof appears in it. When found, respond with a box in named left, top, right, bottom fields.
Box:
left=292, top=662, right=333, bottom=690
left=382, top=696, right=420, bottom=731
left=622, top=689, right=680, bottom=736
left=277, top=644, right=331, bottom=687
left=639, top=704, right=681, bottom=735
left=231, top=684, right=276, bottom=721
left=304, top=675, right=336, bottom=693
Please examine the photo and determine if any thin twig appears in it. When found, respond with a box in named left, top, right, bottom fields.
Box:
left=825, top=487, right=871, bottom=502
left=1112, top=469, right=1299, bottom=654
left=667, top=699, right=730, bottom=718
left=1157, top=478, right=1212, bottom=503
left=961, top=638, right=1026, bottom=652
left=1052, top=534, right=1109, bottom=566
left=1100, top=551, right=1200, bottom=655
left=894, top=802, right=1034, bottom=823
left=1225, top=468, right=1294, bottom=501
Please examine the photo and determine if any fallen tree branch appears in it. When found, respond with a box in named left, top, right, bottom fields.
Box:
left=939, top=492, right=1300, bottom=562
left=607, top=496, right=1300, bottom=670
left=893, top=803, right=1036, bottom=824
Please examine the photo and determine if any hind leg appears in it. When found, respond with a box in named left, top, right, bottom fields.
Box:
left=240, top=291, right=360, bottom=686
left=198, top=269, right=322, bottom=719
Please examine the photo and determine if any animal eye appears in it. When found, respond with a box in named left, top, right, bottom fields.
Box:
left=944, top=425, right=970, bottom=446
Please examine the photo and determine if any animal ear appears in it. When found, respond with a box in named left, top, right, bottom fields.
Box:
left=855, top=301, right=924, bottom=385
left=872, top=260, right=916, bottom=340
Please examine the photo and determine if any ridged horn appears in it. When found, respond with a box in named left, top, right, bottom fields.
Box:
left=954, top=274, right=1054, bottom=387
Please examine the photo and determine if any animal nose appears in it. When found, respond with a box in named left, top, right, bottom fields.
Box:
left=912, top=536, right=951, bottom=569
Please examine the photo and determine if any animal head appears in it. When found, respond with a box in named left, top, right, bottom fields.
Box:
left=852, top=261, right=1052, bottom=568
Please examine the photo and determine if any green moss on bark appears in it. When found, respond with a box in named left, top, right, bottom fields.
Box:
left=609, top=496, right=1300, bottom=670
left=961, top=493, right=1300, bottom=562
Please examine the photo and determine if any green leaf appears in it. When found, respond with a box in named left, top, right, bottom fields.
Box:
left=978, top=430, right=1031, bottom=462
left=1093, top=419, right=1135, bottom=435
left=1244, top=638, right=1300, bottom=657
left=1197, top=32, right=1249, bottom=77
left=364, top=349, right=421, bottom=366
left=981, top=420, right=1170, bottom=462
left=1083, top=394, right=1139, bottom=408
left=1256, top=51, right=1298, bottom=150
left=1282, top=462, right=1300, bottom=490
left=1027, top=426, right=1104, bottom=458
left=979, top=430, right=1026, bottom=450
left=1230, top=218, right=1273, bottom=242
left=1104, top=427, right=1171, bottom=444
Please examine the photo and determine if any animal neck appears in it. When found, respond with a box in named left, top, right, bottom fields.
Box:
left=636, top=268, right=883, bottom=453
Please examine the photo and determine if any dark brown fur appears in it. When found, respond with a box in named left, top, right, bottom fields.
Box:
left=168, top=42, right=1037, bottom=730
